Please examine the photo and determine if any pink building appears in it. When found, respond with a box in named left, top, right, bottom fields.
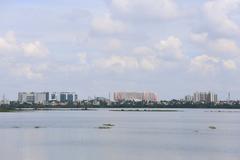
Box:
left=114, top=92, right=157, bottom=102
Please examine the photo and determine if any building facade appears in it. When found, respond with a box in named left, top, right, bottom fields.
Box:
left=34, top=92, right=49, bottom=104
left=18, top=92, right=35, bottom=104
left=18, top=92, right=78, bottom=104
left=185, top=95, right=193, bottom=102
left=114, top=92, right=157, bottom=102
left=49, top=92, right=78, bottom=103
left=193, top=92, right=218, bottom=103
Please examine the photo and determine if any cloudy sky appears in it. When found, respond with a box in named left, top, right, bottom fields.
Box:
left=1, top=0, right=240, bottom=100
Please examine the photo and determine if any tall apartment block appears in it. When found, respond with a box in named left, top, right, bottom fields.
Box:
left=193, top=92, right=218, bottom=103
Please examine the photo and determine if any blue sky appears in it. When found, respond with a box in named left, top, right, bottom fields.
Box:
left=1, top=0, right=240, bottom=100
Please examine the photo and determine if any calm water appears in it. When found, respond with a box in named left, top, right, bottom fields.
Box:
left=0, top=109, right=240, bottom=160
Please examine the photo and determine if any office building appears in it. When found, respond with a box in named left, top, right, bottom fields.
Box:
left=18, top=92, right=78, bottom=104
left=34, top=92, right=49, bottom=105
left=49, top=92, right=78, bottom=103
left=18, top=92, right=35, bottom=104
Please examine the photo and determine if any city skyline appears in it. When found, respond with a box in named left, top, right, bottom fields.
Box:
left=0, top=90, right=236, bottom=102
left=1, top=0, right=240, bottom=100
left=1, top=91, right=221, bottom=103
left=0, top=89, right=235, bottom=101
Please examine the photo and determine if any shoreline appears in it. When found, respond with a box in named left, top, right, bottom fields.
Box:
left=1, top=107, right=240, bottom=112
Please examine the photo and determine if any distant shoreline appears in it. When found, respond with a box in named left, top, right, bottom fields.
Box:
left=1, top=105, right=240, bottom=112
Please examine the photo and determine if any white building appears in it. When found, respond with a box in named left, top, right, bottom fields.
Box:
left=193, top=92, right=218, bottom=103
left=49, top=92, right=61, bottom=102
left=185, top=95, right=193, bottom=102
left=0, top=96, right=10, bottom=105
left=18, top=92, right=78, bottom=104
left=0, top=100, right=10, bottom=105
left=34, top=92, right=49, bottom=105
left=18, top=92, right=35, bottom=104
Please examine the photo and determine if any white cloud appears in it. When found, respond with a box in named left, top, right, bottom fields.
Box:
left=48, top=53, right=90, bottom=73
left=10, top=64, right=44, bottom=80
left=91, top=14, right=126, bottom=34
left=77, top=52, right=87, bottom=64
left=0, top=31, right=49, bottom=58
left=210, top=38, right=240, bottom=55
left=190, top=32, right=208, bottom=44
left=190, top=32, right=240, bottom=57
left=0, top=32, right=50, bottom=80
left=109, top=0, right=179, bottom=20
left=94, top=36, right=187, bottom=72
left=0, top=31, right=18, bottom=53
left=21, top=41, right=49, bottom=58
left=133, top=37, right=187, bottom=66
left=203, top=0, right=240, bottom=35
left=190, top=54, right=237, bottom=74
left=54, top=64, right=86, bottom=73
left=190, top=54, right=220, bottom=73
left=222, top=59, right=237, bottom=70
left=95, top=55, right=161, bottom=72
left=95, top=37, right=186, bottom=72
left=96, top=55, right=139, bottom=72
left=4, top=31, right=16, bottom=43
left=140, top=56, right=159, bottom=71
left=155, top=36, right=184, bottom=60
left=133, top=46, right=154, bottom=55
left=103, top=38, right=122, bottom=51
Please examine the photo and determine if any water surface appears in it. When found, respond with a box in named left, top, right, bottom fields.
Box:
left=0, top=109, right=240, bottom=160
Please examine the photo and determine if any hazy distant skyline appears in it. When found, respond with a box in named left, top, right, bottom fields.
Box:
left=1, top=0, right=240, bottom=100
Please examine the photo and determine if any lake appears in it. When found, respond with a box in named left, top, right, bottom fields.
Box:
left=0, top=109, right=240, bottom=160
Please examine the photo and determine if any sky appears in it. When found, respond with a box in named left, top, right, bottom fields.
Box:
left=1, top=0, right=240, bottom=100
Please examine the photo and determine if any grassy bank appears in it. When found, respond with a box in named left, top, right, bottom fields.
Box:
left=0, top=107, right=17, bottom=112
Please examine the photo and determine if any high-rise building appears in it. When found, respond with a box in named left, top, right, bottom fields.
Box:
left=18, top=92, right=35, bottom=104
left=192, top=92, right=217, bottom=103
left=185, top=95, right=193, bottom=102
left=34, top=92, right=49, bottom=105
left=49, top=92, right=60, bottom=101
left=18, top=92, right=78, bottom=104
left=114, top=92, right=157, bottom=102
left=49, top=92, right=78, bottom=103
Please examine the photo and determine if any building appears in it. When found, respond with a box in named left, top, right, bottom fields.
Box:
left=34, top=92, right=49, bottom=105
left=49, top=92, right=60, bottom=102
left=143, top=92, right=158, bottom=102
left=193, top=92, right=218, bottom=103
left=49, top=92, right=78, bottom=103
left=185, top=95, right=193, bottom=102
left=18, top=92, right=78, bottom=104
left=114, top=92, right=157, bottom=102
left=0, top=95, right=10, bottom=105
left=60, top=92, right=77, bottom=103
left=208, top=92, right=218, bottom=103
left=18, top=92, right=35, bottom=104
left=92, top=97, right=110, bottom=105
